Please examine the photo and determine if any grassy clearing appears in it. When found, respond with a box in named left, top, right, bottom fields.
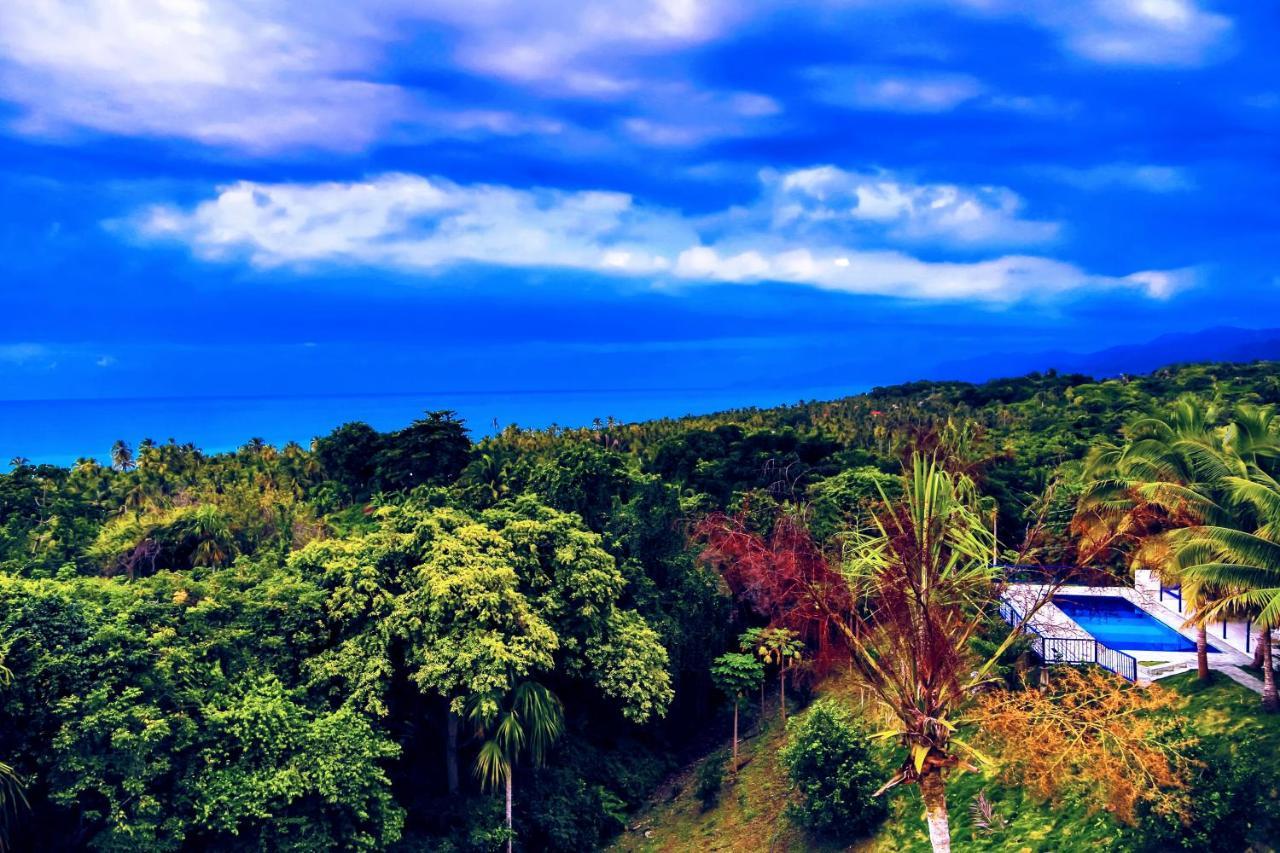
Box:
left=609, top=707, right=834, bottom=853
left=613, top=669, right=1280, bottom=853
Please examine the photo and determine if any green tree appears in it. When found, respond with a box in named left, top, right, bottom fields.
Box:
left=710, top=652, right=763, bottom=771
left=374, top=411, right=470, bottom=492
left=779, top=698, right=886, bottom=843
left=313, top=421, right=382, bottom=499
left=468, top=681, right=565, bottom=853
left=191, top=677, right=404, bottom=850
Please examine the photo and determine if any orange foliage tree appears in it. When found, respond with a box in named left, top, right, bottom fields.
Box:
left=974, top=667, right=1195, bottom=825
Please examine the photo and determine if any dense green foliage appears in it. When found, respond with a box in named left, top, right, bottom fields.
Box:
left=779, top=698, right=887, bottom=842
left=4, top=362, right=1280, bottom=849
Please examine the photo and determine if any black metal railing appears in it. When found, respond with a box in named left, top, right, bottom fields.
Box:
left=999, top=599, right=1139, bottom=682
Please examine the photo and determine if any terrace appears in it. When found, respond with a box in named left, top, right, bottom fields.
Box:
left=1000, top=568, right=1261, bottom=689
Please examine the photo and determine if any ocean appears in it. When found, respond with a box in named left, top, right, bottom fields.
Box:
left=0, top=384, right=865, bottom=467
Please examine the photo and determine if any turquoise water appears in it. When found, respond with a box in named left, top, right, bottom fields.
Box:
left=1053, top=595, right=1204, bottom=653
left=0, top=385, right=863, bottom=467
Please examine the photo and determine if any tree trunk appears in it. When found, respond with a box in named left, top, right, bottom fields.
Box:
left=731, top=697, right=739, bottom=770
left=1263, top=627, right=1278, bottom=713
left=1253, top=627, right=1266, bottom=669
left=920, top=771, right=951, bottom=853
left=505, top=773, right=514, bottom=853
left=1196, top=624, right=1210, bottom=681
left=446, top=706, right=460, bottom=794
left=779, top=667, right=786, bottom=724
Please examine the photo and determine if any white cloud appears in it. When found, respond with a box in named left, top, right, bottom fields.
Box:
left=0, top=1, right=406, bottom=151
left=1056, top=0, right=1232, bottom=66
left=428, top=0, right=738, bottom=96
left=620, top=87, right=782, bottom=147
left=139, top=174, right=694, bottom=274
left=135, top=169, right=1186, bottom=303
left=0, top=1, right=760, bottom=151
left=0, top=343, right=49, bottom=365
left=809, top=66, right=985, bottom=113
left=0, top=0, right=1231, bottom=152
left=1044, top=163, right=1194, bottom=192
left=763, top=166, right=1059, bottom=246
left=954, top=0, right=1232, bottom=67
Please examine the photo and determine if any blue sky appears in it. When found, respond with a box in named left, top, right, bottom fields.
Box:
left=0, top=0, right=1277, bottom=405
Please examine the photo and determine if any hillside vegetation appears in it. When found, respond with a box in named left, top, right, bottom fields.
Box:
left=2, top=361, right=1280, bottom=851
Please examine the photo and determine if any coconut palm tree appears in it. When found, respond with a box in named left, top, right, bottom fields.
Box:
left=1172, top=463, right=1280, bottom=711
left=1214, top=404, right=1280, bottom=665
left=0, top=655, right=26, bottom=849
left=109, top=439, right=135, bottom=472
left=468, top=681, right=564, bottom=853
left=1074, top=397, right=1228, bottom=679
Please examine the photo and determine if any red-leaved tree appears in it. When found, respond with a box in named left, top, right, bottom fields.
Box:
left=694, top=511, right=852, bottom=674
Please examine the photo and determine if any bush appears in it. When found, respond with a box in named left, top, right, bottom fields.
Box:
left=779, top=699, right=887, bottom=842
left=1129, top=738, right=1280, bottom=852
left=694, top=754, right=725, bottom=811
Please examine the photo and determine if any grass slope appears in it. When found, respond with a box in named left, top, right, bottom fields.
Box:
left=612, top=671, right=1280, bottom=852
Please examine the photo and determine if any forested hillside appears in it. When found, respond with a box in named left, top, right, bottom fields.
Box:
left=3, top=361, right=1280, bottom=851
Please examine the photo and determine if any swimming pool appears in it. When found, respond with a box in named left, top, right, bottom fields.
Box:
left=1052, top=595, right=1206, bottom=652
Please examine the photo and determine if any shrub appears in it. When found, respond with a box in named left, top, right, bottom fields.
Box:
left=1129, top=738, right=1280, bottom=851
left=694, top=754, right=725, bottom=811
left=779, top=699, right=887, bottom=842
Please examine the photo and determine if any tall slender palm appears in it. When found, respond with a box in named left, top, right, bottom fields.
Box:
left=469, top=682, right=564, bottom=853
left=1074, top=398, right=1227, bottom=679
left=1172, top=463, right=1280, bottom=711
left=109, top=439, right=135, bottom=472
left=836, top=454, right=1001, bottom=853
left=750, top=627, right=803, bottom=724
left=1215, top=404, right=1280, bottom=666
left=0, top=655, right=26, bottom=850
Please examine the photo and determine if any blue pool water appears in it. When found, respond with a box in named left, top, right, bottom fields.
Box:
left=1052, top=595, right=1205, bottom=652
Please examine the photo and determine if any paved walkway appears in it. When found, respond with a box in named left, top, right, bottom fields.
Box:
left=1217, top=665, right=1266, bottom=695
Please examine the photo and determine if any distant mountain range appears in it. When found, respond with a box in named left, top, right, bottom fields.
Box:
left=933, top=326, right=1280, bottom=383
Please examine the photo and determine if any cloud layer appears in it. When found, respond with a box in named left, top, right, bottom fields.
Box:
left=138, top=169, right=1184, bottom=302
left=0, top=0, right=1235, bottom=152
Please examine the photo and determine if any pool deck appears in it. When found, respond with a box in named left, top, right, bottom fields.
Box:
left=1003, top=583, right=1254, bottom=684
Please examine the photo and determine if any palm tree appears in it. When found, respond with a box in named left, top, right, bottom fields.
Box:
left=184, top=505, right=237, bottom=568
left=1074, top=398, right=1227, bottom=679
left=710, top=652, right=764, bottom=770
left=1172, top=464, right=1280, bottom=711
left=468, top=682, right=564, bottom=853
left=110, top=439, right=135, bottom=472
left=1214, top=405, right=1280, bottom=666
left=0, top=655, right=26, bottom=849
left=835, top=454, right=1002, bottom=852
left=746, top=627, right=803, bottom=724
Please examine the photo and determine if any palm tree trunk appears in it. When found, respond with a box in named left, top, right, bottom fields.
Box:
left=731, top=698, right=739, bottom=770
left=1196, top=624, right=1210, bottom=681
left=920, top=771, right=951, bottom=853
left=1253, top=627, right=1266, bottom=669
left=779, top=668, right=786, bottom=724
left=446, top=707, right=460, bottom=794
left=1262, top=627, right=1278, bottom=713
left=505, top=773, right=514, bottom=853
